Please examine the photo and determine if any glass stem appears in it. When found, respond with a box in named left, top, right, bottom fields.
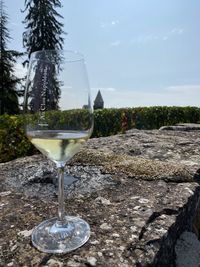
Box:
left=57, top=166, right=65, bottom=222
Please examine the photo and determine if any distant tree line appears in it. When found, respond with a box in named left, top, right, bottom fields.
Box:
left=0, top=0, right=65, bottom=115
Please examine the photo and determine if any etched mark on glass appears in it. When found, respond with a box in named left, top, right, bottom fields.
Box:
left=38, top=65, right=49, bottom=127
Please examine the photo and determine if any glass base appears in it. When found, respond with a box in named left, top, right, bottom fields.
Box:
left=32, top=216, right=90, bottom=253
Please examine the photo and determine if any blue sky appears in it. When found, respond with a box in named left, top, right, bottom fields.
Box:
left=6, top=0, right=200, bottom=108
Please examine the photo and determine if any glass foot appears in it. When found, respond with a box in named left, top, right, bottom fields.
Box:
left=32, top=216, right=90, bottom=253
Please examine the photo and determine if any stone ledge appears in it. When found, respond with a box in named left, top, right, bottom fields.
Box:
left=160, top=123, right=200, bottom=131
left=1, top=129, right=200, bottom=267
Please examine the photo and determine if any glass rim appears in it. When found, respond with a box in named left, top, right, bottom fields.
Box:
left=30, top=49, right=85, bottom=63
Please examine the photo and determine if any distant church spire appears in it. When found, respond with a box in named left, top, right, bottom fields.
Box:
left=93, top=90, right=104, bottom=110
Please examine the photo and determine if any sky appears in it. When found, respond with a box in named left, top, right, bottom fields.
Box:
left=5, top=0, right=200, bottom=108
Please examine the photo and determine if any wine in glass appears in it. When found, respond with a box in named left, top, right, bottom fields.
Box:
left=24, top=50, right=93, bottom=253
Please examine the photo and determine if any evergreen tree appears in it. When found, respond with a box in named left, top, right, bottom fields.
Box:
left=0, top=0, right=22, bottom=115
left=22, top=0, right=65, bottom=60
left=22, top=0, right=65, bottom=110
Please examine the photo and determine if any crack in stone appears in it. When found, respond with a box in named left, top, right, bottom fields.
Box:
left=37, top=254, right=53, bottom=267
left=146, top=238, right=161, bottom=246
left=139, top=208, right=179, bottom=240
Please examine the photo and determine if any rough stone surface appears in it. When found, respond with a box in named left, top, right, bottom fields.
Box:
left=1, top=129, right=200, bottom=267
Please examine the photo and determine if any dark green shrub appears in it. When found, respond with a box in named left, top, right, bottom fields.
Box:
left=92, top=108, right=135, bottom=137
left=1, top=106, right=200, bottom=162
left=134, top=106, right=200, bottom=129
left=0, top=114, right=36, bottom=163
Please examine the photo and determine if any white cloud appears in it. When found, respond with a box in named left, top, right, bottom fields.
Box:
left=131, top=27, right=184, bottom=45
left=100, top=22, right=106, bottom=28
left=110, top=40, right=121, bottom=47
left=131, top=34, right=160, bottom=44
left=111, top=20, right=119, bottom=26
left=91, top=84, right=200, bottom=108
left=104, top=87, right=116, bottom=92
left=162, top=27, right=184, bottom=40
left=166, top=84, right=200, bottom=93
left=100, top=20, right=119, bottom=29
left=162, top=36, right=169, bottom=41
left=170, top=28, right=184, bottom=35
left=92, top=87, right=116, bottom=93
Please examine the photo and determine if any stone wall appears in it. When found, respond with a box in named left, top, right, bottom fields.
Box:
left=1, top=129, right=200, bottom=266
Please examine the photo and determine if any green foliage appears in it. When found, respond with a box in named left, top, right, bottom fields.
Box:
left=0, top=114, right=36, bottom=163
left=134, top=106, right=200, bottom=129
left=22, top=0, right=65, bottom=59
left=92, top=106, right=194, bottom=136
left=0, top=0, right=23, bottom=115
left=1, top=106, right=200, bottom=163
left=22, top=0, right=65, bottom=108
left=26, top=109, right=93, bottom=132
left=92, top=108, right=135, bottom=137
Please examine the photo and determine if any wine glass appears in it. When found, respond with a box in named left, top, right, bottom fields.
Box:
left=24, top=50, right=93, bottom=253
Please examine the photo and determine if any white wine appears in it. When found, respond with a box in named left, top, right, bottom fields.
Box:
left=27, top=130, right=89, bottom=164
